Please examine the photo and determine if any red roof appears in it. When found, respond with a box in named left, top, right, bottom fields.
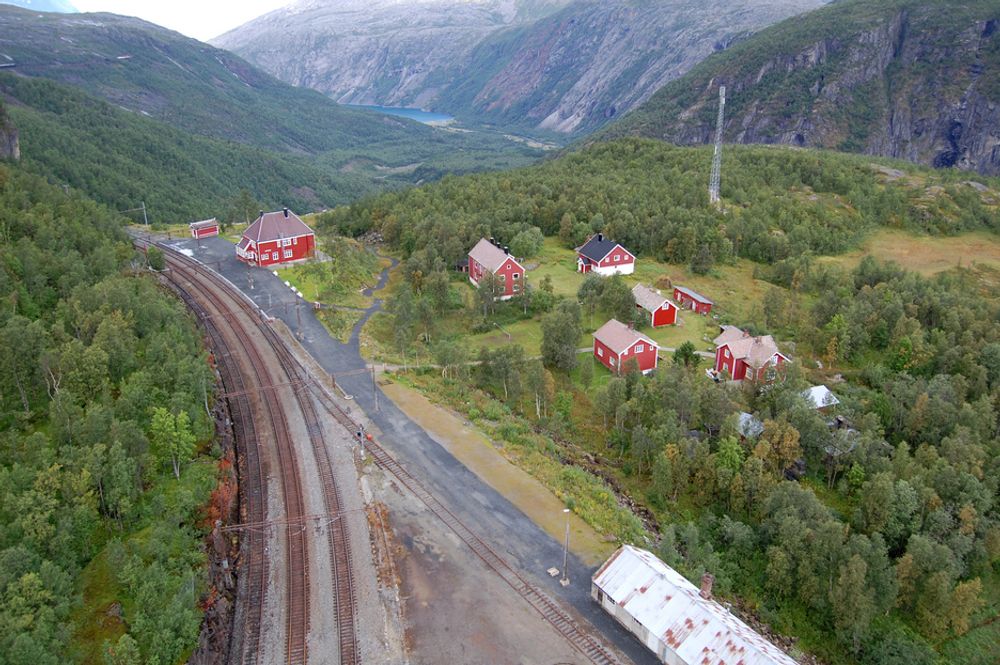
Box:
left=242, top=209, right=313, bottom=245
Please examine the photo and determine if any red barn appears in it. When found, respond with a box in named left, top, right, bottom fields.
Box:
left=236, top=208, right=315, bottom=267
left=713, top=326, right=789, bottom=382
left=593, top=319, right=659, bottom=374
left=673, top=286, right=713, bottom=315
left=189, top=218, right=220, bottom=239
left=576, top=234, right=635, bottom=276
left=632, top=284, right=678, bottom=327
left=468, top=238, right=525, bottom=300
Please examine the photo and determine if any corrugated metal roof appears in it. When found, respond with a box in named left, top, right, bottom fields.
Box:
left=593, top=546, right=799, bottom=665
left=189, top=218, right=218, bottom=229
left=802, top=385, right=839, bottom=409
left=674, top=286, right=713, bottom=305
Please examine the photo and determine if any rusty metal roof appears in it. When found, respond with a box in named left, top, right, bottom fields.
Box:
left=593, top=546, right=799, bottom=665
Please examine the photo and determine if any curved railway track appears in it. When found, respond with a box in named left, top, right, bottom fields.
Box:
left=139, top=240, right=359, bottom=665
left=141, top=237, right=618, bottom=665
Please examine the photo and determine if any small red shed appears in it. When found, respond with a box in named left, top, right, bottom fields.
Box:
left=236, top=208, right=315, bottom=268
left=576, top=234, right=635, bottom=276
left=713, top=326, right=789, bottom=382
left=673, top=285, right=713, bottom=315
left=593, top=319, right=659, bottom=374
left=632, top=284, right=678, bottom=327
left=189, top=218, right=220, bottom=239
left=468, top=237, right=525, bottom=300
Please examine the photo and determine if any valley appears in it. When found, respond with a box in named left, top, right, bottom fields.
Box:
left=0, top=2, right=999, bottom=665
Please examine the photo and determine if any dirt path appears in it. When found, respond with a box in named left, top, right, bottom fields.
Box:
left=380, top=380, right=615, bottom=567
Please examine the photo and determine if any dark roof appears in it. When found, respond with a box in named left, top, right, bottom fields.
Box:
left=577, top=234, right=627, bottom=262
left=243, top=209, right=313, bottom=244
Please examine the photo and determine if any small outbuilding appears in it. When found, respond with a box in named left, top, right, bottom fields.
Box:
left=236, top=208, right=315, bottom=267
left=593, top=319, right=659, bottom=374
left=468, top=237, right=524, bottom=300
left=803, top=385, right=840, bottom=411
left=633, top=284, right=678, bottom=327
left=592, top=545, right=799, bottom=665
left=673, top=286, right=713, bottom=315
left=189, top=218, right=220, bottom=239
left=576, top=233, right=635, bottom=276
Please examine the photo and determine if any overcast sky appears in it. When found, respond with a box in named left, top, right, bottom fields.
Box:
left=72, top=1, right=290, bottom=41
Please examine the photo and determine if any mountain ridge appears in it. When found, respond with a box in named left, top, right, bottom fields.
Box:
left=599, top=0, right=1000, bottom=175
left=215, top=0, right=826, bottom=136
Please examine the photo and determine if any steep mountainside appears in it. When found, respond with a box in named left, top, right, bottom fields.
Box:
left=601, top=0, right=1000, bottom=175
left=215, top=0, right=825, bottom=135
left=0, top=6, right=542, bottom=218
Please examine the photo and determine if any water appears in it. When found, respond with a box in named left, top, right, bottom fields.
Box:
left=345, top=104, right=454, bottom=125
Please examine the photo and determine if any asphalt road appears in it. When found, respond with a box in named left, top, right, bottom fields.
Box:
left=165, top=236, right=659, bottom=665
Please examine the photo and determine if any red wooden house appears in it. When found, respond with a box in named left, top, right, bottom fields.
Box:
left=713, top=326, right=789, bottom=382
left=236, top=208, right=316, bottom=268
left=468, top=238, right=524, bottom=300
left=189, top=218, right=220, bottom=239
left=593, top=319, right=659, bottom=374
left=576, top=234, right=635, bottom=276
left=632, top=284, right=678, bottom=327
left=673, top=286, right=713, bottom=315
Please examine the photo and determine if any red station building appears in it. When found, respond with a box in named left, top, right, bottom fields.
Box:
left=236, top=208, right=316, bottom=268
left=593, top=319, right=659, bottom=374
left=632, top=284, right=678, bottom=327
left=468, top=237, right=525, bottom=300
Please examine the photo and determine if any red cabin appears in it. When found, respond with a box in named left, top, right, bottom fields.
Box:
left=713, top=326, right=789, bottom=382
left=189, top=218, right=220, bottom=239
left=632, top=284, right=678, bottom=327
left=236, top=208, right=315, bottom=268
left=576, top=234, right=635, bottom=276
left=673, top=286, right=713, bottom=315
left=593, top=319, right=659, bottom=374
left=468, top=238, right=525, bottom=300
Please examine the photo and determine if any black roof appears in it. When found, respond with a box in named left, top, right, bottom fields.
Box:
left=577, top=234, right=625, bottom=262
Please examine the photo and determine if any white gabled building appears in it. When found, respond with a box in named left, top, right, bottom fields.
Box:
left=592, top=546, right=799, bottom=665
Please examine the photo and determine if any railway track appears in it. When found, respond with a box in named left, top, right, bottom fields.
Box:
left=139, top=239, right=359, bottom=665
left=140, top=236, right=617, bottom=665
left=305, top=381, right=624, bottom=665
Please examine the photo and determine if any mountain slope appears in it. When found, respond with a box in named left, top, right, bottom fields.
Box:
left=215, top=0, right=825, bottom=136
left=601, top=0, right=1000, bottom=175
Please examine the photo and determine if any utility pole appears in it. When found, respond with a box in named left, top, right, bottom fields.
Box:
left=371, top=365, right=380, bottom=412
left=709, top=85, right=726, bottom=209
left=560, top=508, right=571, bottom=587
left=141, top=201, right=149, bottom=226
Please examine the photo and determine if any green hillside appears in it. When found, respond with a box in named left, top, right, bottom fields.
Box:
left=599, top=0, right=1000, bottom=175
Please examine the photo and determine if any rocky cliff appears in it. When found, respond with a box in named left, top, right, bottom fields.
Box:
left=602, top=0, right=1000, bottom=175
left=214, top=0, right=824, bottom=135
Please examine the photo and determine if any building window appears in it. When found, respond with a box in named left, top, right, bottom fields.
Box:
left=636, top=344, right=644, bottom=353
left=513, top=273, right=520, bottom=280
left=597, top=348, right=604, bottom=357
left=283, top=250, right=293, bottom=258
left=724, top=348, right=730, bottom=358
left=610, top=357, right=617, bottom=367
left=614, top=254, right=619, bottom=261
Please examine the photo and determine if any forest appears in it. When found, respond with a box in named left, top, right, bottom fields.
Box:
left=325, top=139, right=1000, bottom=664
left=0, top=162, right=217, bottom=664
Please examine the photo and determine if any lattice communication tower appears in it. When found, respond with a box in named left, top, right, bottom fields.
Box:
left=708, top=85, right=726, bottom=207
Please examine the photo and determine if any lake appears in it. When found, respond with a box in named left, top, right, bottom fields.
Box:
left=345, top=104, right=454, bottom=125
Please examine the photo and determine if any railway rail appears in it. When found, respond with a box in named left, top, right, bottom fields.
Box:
left=140, top=237, right=618, bottom=665
left=138, top=238, right=359, bottom=665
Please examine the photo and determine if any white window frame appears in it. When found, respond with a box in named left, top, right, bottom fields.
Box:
left=282, top=238, right=291, bottom=247
left=597, top=347, right=604, bottom=357
left=636, top=344, right=644, bottom=353
left=512, top=273, right=520, bottom=280
left=614, top=254, right=620, bottom=262
left=283, top=250, right=293, bottom=258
